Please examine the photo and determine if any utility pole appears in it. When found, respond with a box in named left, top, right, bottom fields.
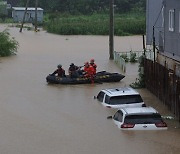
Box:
left=19, top=0, right=30, bottom=32
left=35, top=0, right=38, bottom=32
left=109, top=0, right=114, bottom=60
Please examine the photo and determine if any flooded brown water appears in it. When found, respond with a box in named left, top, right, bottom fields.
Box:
left=0, top=24, right=180, bottom=154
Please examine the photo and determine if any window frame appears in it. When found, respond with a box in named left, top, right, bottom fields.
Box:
left=108, top=95, right=143, bottom=105
left=113, top=110, right=123, bottom=122
left=105, top=95, right=110, bottom=104
left=97, top=91, right=105, bottom=102
left=169, top=9, right=175, bottom=32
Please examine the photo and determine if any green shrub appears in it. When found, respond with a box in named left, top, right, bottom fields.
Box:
left=0, top=18, right=13, bottom=23
left=0, top=30, right=19, bottom=57
left=130, top=55, right=145, bottom=88
left=120, top=53, right=129, bottom=62
left=130, top=52, right=137, bottom=62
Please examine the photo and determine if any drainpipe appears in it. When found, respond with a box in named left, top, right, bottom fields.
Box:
left=153, top=26, right=156, bottom=63
left=153, top=26, right=156, bottom=88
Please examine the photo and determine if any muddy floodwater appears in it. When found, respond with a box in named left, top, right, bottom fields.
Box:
left=0, top=24, right=180, bottom=154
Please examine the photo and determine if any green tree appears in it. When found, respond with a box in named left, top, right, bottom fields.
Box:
left=0, top=0, right=8, bottom=21
left=0, top=30, right=19, bottom=57
left=15, top=0, right=146, bottom=14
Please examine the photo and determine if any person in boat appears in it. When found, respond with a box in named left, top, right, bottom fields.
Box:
left=83, top=62, right=95, bottom=82
left=68, top=63, right=80, bottom=78
left=51, top=64, right=65, bottom=77
left=89, top=59, right=97, bottom=74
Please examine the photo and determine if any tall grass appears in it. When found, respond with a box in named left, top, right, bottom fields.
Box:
left=44, top=12, right=145, bottom=36
left=0, top=18, right=14, bottom=23
left=0, top=30, right=19, bottom=57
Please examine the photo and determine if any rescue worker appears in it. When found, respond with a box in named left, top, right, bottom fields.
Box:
left=83, top=62, right=95, bottom=83
left=51, top=64, right=65, bottom=77
left=68, top=63, right=80, bottom=78
left=90, top=59, right=97, bottom=74
left=83, top=62, right=90, bottom=74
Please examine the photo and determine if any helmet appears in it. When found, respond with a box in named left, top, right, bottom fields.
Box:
left=57, top=64, right=62, bottom=68
left=90, top=59, right=94, bottom=63
left=84, top=62, right=89, bottom=65
left=84, top=62, right=89, bottom=66
left=70, top=63, right=74, bottom=66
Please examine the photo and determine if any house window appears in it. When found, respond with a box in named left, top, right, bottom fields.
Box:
left=169, top=9, right=175, bottom=31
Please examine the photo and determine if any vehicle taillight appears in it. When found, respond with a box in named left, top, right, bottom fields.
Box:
left=121, top=123, right=135, bottom=128
left=155, top=122, right=167, bottom=127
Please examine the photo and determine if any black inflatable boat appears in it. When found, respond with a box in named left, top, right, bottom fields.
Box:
left=46, top=71, right=125, bottom=84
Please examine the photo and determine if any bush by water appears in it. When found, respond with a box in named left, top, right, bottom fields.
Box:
left=0, top=30, right=19, bottom=57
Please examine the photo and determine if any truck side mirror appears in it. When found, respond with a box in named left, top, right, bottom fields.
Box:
left=107, top=116, right=113, bottom=119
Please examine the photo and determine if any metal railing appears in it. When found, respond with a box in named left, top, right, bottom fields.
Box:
left=114, top=50, right=154, bottom=72
left=114, top=51, right=126, bottom=72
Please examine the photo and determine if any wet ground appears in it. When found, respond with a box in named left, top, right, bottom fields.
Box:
left=0, top=24, right=180, bottom=154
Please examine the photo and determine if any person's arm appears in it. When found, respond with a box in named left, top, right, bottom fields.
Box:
left=68, top=68, right=71, bottom=74
left=75, top=66, right=80, bottom=70
left=51, top=70, right=57, bottom=75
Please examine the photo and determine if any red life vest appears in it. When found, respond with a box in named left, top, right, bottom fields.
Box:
left=90, top=63, right=97, bottom=74
left=84, top=65, right=95, bottom=77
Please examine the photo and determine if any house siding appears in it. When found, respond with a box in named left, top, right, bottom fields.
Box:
left=12, top=8, right=43, bottom=23
left=164, top=0, right=180, bottom=61
left=146, top=0, right=164, bottom=46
